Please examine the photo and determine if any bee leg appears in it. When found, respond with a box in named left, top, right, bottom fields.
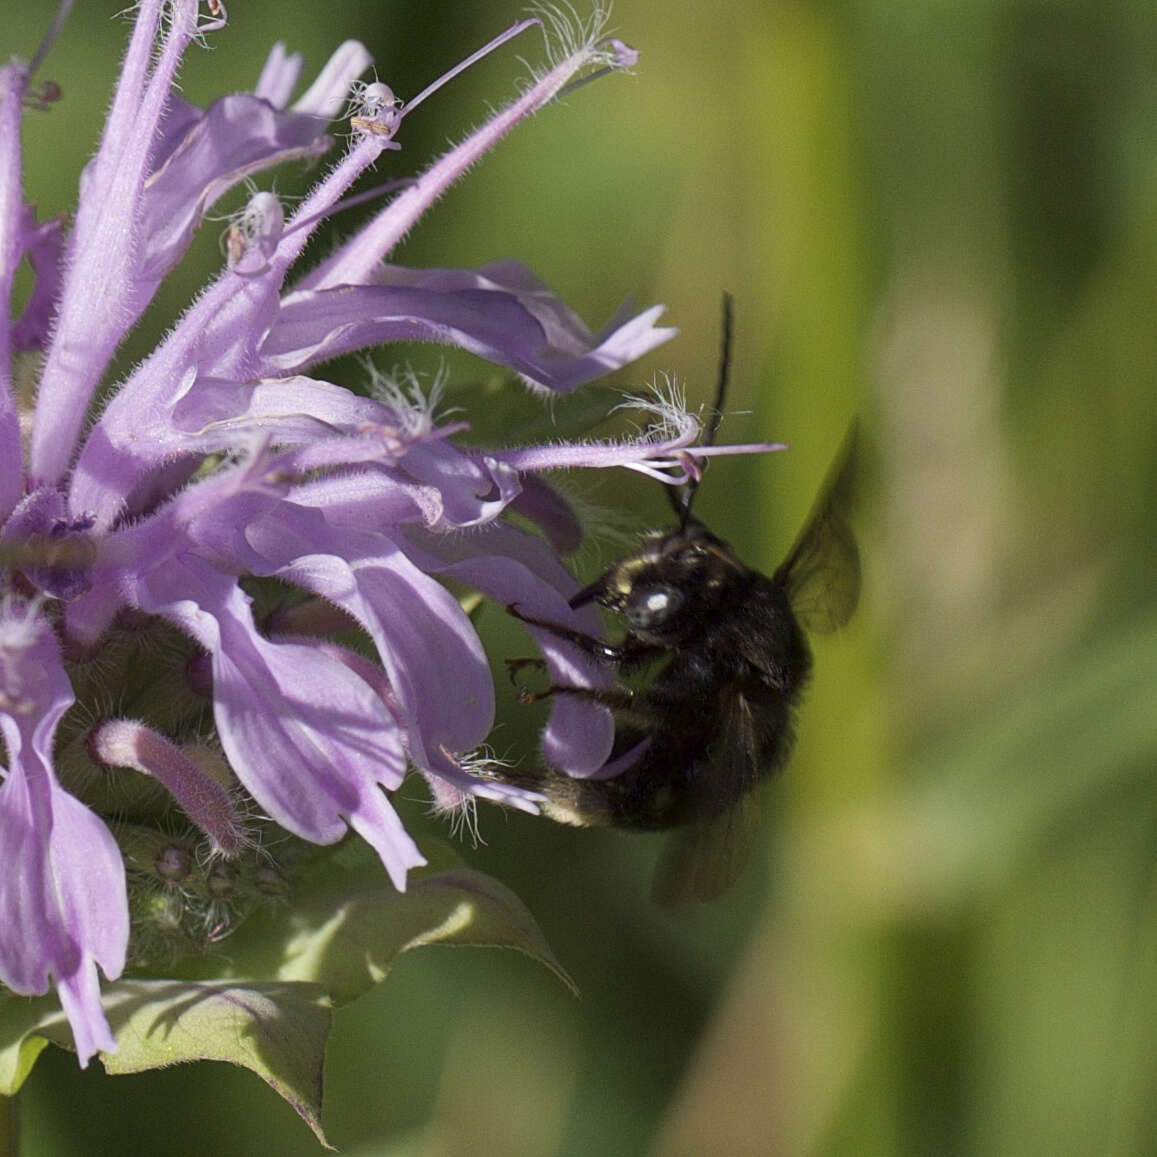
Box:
left=518, top=682, right=636, bottom=710
left=506, top=603, right=625, bottom=664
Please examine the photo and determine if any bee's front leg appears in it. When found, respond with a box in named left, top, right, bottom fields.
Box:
left=506, top=603, right=626, bottom=664
left=516, top=682, right=637, bottom=709
left=505, top=655, right=635, bottom=707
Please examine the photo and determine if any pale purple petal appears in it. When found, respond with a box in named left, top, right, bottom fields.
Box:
left=253, top=42, right=304, bottom=107
left=188, top=498, right=497, bottom=774
left=0, top=606, right=127, bottom=1065
left=0, top=781, right=128, bottom=1066
left=167, top=375, right=397, bottom=451
left=403, top=523, right=617, bottom=776
left=1, top=484, right=66, bottom=545
left=286, top=468, right=442, bottom=528
left=299, top=639, right=540, bottom=814
left=395, top=441, right=523, bottom=528
left=304, top=25, right=632, bottom=291
left=126, top=556, right=424, bottom=889
left=507, top=475, right=583, bottom=556
left=61, top=583, right=122, bottom=655
left=263, top=262, right=676, bottom=392
left=0, top=63, right=28, bottom=519
left=10, top=212, right=65, bottom=355
left=290, top=40, right=373, bottom=117
left=281, top=449, right=516, bottom=533
left=274, top=549, right=495, bottom=776
left=133, top=91, right=336, bottom=287
left=30, top=0, right=195, bottom=486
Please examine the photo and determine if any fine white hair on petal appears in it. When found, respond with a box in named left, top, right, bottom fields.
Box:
left=528, top=1, right=612, bottom=72
left=451, top=796, right=482, bottom=847
left=428, top=783, right=483, bottom=848
left=365, top=362, right=452, bottom=438
left=613, top=376, right=699, bottom=443
left=427, top=744, right=537, bottom=845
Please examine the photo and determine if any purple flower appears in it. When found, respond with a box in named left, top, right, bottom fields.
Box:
left=0, top=603, right=127, bottom=1065
left=1, top=2, right=777, bottom=1067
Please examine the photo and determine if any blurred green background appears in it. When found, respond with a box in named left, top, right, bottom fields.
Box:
left=7, top=0, right=1157, bottom=1153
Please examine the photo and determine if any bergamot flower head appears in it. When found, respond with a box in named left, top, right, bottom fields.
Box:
left=0, top=0, right=777, bottom=1074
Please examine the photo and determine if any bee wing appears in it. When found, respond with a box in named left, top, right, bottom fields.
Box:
left=651, top=791, right=765, bottom=906
left=651, top=688, right=767, bottom=906
left=773, top=422, right=861, bottom=634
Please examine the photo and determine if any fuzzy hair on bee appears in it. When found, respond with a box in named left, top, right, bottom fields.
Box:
left=496, top=296, right=860, bottom=904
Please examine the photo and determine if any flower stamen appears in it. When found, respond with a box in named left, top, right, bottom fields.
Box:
left=402, top=18, right=540, bottom=119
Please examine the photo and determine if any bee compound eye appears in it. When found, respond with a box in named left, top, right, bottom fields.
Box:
left=626, top=584, right=684, bottom=629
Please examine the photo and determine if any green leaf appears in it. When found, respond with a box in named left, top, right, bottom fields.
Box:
left=0, top=856, right=569, bottom=1141
left=218, top=861, right=577, bottom=1006
left=100, top=980, right=332, bottom=1144
left=0, top=981, right=332, bottom=1144
left=0, top=993, right=57, bottom=1095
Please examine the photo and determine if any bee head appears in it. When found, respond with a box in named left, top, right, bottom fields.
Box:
left=569, top=522, right=749, bottom=643
left=568, top=294, right=743, bottom=642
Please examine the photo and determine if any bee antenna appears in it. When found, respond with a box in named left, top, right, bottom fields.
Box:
left=705, top=291, right=733, bottom=450
left=674, top=292, right=734, bottom=530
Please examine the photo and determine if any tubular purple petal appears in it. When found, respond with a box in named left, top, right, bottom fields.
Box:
left=254, top=42, right=304, bottom=106
left=291, top=40, right=372, bottom=117
left=126, top=557, right=424, bottom=886
left=31, top=0, right=195, bottom=485
left=0, top=63, right=27, bottom=520
left=10, top=212, right=65, bottom=355
left=0, top=604, right=127, bottom=1065
left=185, top=495, right=499, bottom=775
left=302, top=20, right=628, bottom=291
left=403, top=521, right=618, bottom=775
left=262, top=262, right=676, bottom=392
left=132, top=94, right=333, bottom=284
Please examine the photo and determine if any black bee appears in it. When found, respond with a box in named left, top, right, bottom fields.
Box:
left=502, top=296, right=860, bottom=904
